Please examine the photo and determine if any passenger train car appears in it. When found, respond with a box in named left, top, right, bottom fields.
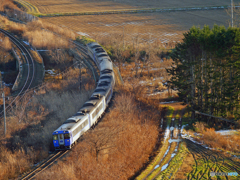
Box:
left=52, top=42, right=114, bottom=150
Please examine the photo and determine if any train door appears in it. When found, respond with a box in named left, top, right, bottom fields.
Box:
left=58, top=134, right=64, bottom=146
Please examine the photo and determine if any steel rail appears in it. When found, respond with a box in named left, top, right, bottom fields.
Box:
left=71, top=41, right=99, bottom=82
left=20, top=150, right=69, bottom=180
left=0, top=28, right=35, bottom=117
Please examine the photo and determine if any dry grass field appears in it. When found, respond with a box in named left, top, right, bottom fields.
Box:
left=41, top=9, right=232, bottom=48
left=22, top=0, right=240, bottom=14
left=43, top=13, right=184, bottom=45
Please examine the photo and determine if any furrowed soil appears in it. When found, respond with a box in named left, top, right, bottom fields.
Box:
left=22, top=0, right=240, bottom=14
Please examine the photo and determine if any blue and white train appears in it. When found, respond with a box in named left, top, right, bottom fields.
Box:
left=52, top=42, right=115, bottom=150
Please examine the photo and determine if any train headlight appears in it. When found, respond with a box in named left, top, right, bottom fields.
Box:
left=67, top=140, right=69, bottom=142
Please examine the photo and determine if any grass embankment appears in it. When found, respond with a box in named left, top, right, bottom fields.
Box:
left=0, top=0, right=19, bottom=11
left=0, top=15, right=76, bottom=49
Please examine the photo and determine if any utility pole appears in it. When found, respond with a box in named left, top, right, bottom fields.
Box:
left=79, top=59, right=82, bottom=92
left=123, top=26, right=125, bottom=49
left=0, top=72, right=6, bottom=136
left=3, top=89, right=6, bottom=136
left=231, top=0, right=234, bottom=27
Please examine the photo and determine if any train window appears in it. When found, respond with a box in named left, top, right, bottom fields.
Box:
left=89, top=96, right=100, bottom=100
left=92, top=45, right=101, bottom=48
left=53, top=135, right=58, bottom=140
left=83, top=103, right=94, bottom=107
left=64, top=134, right=70, bottom=139
left=97, top=54, right=108, bottom=57
left=98, top=83, right=109, bottom=87
left=59, top=134, right=63, bottom=139
left=95, top=48, right=104, bottom=52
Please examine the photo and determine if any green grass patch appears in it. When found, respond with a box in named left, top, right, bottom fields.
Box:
left=156, top=142, right=188, bottom=180
left=147, top=142, right=177, bottom=179
left=76, top=36, right=95, bottom=45
left=186, top=157, right=240, bottom=179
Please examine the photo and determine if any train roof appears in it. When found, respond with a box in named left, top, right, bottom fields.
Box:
left=97, top=81, right=110, bottom=88
left=93, top=47, right=105, bottom=53
left=65, top=115, right=87, bottom=123
left=94, top=87, right=107, bottom=93
left=87, top=42, right=101, bottom=48
left=82, top=100, right=98, bottom=107
left=54, top=123, right=75, bottom=132
left=96, top=52, right=108, bottom=57
left=99, top=74, right=112, bottom=79
left=79, top=106, right=95, bottom=113
left=89, top=94, right=103, bottom=100
left=98, top=80, right=110, bottom=85
left=91, top=91, right=106, bottom=97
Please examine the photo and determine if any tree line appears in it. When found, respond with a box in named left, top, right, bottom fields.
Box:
left=167, top=25, right=240, bottom=121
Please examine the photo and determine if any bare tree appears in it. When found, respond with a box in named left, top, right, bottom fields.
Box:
left=132, top=36, right=140, bottom=78
left=85, top=124, right=121, bottom=161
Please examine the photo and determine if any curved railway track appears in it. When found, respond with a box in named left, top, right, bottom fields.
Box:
left=0, top=28, right=35, bottom=117
left=71, top=41, right=99, bottom=82
left=20, top=150, right=69, bottom=180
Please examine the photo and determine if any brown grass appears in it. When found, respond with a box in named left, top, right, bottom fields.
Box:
left=0, top=34, right=11, bottom=51
left=27, top=20, right=76, bottom=40
left=7, top=23, right=26, bottom=35
left=201, top=128, right=240, bottom=153
left=0, top=0, right=19, bottom=11
left=30, top=50, right=42, bottom=63
left=0, top=146, right=31, bottom=180
left=186, top=122, right=240, bottom=154
left=23, top=30, right=69, bottom=49
left=0, top=16, right=72, bottom=49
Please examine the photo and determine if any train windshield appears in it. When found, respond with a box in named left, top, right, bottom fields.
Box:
left=64, top=133, right=70, bottom=139
left=53, top=135, right=58, bottom=140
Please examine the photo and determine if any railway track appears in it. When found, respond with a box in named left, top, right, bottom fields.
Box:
left=0, top=28, right=35, bottom=117
left=71, top=41, right=100, bottom=82
left=20, top=150, right=69, bottom=180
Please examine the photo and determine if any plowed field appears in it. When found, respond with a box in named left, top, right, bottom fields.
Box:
left=24, top=0, right=240, bottom=14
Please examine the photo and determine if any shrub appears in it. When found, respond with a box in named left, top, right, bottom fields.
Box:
left=193, top=121, right=207, bottom=133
